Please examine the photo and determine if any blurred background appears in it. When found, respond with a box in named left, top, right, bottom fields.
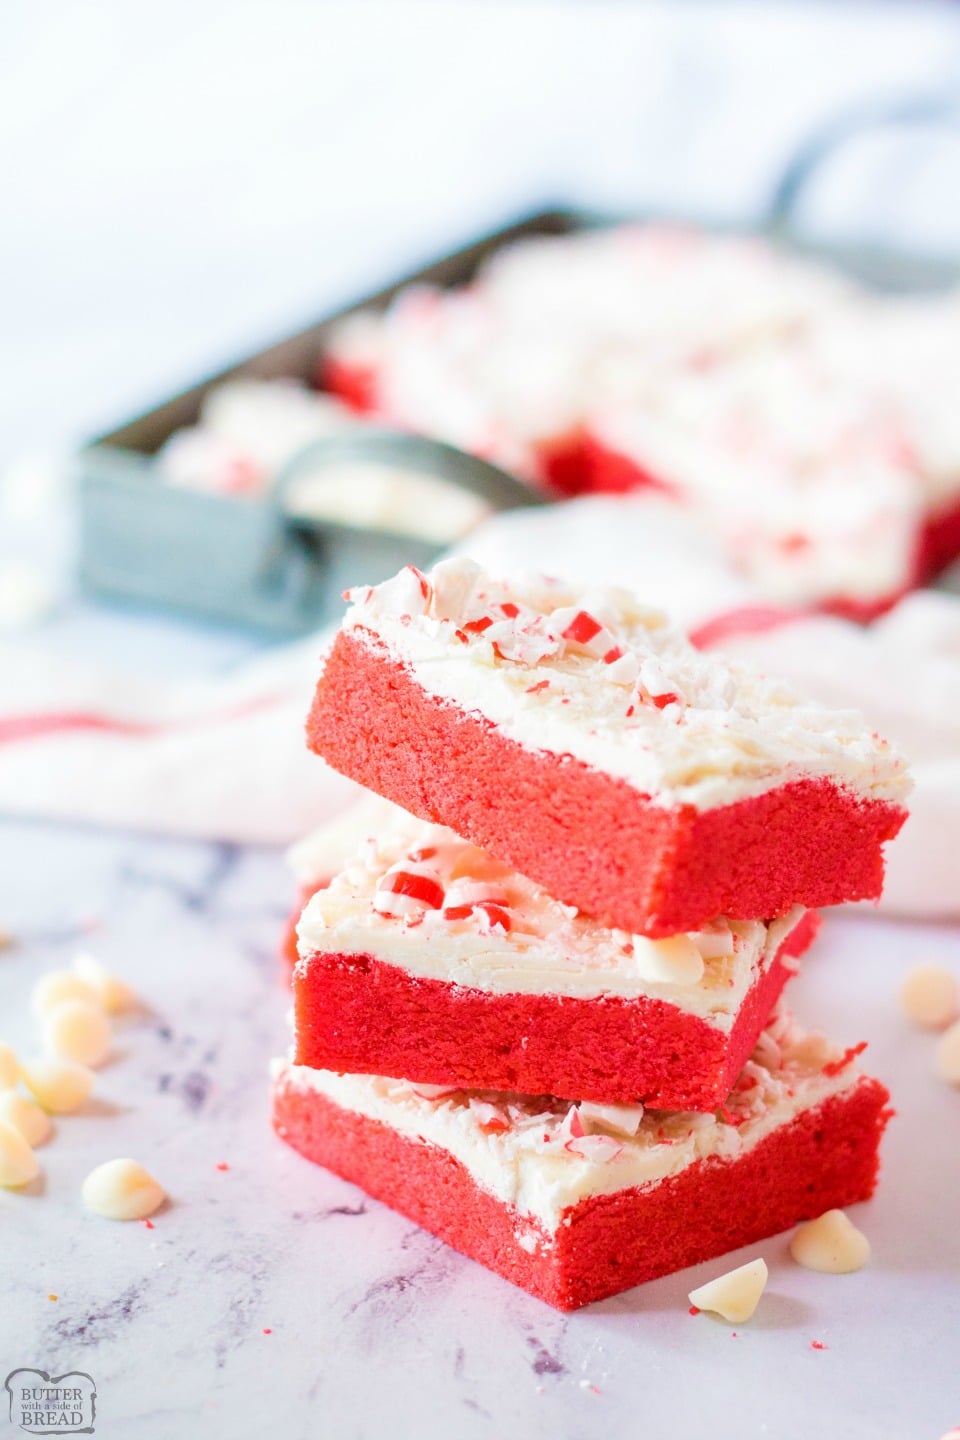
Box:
left=4, top=0, right=960, bottom=463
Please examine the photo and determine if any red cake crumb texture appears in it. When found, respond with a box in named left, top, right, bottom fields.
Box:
left=306, top=560, right=909, bottom=936
left=272, top=1010, right=891, bottom=1311
left=292, top=811, right=821, bottom=1109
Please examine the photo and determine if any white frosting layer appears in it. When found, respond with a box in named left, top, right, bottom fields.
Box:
left=341, top=558, right=909, bottom=811
left=296, top=811, right=807, bottom=1020
left=275, top=1009, right=865, bottom=1233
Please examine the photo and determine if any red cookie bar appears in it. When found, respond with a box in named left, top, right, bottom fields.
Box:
left=306, top=560, right=909, bottom=935
left=293, top=815, right=820, bottom=1110
left=273, top=1010, right=892, bottom=1311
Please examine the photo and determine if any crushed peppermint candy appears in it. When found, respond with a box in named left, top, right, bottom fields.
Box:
left=356, top=1005, right=841, bottom=1170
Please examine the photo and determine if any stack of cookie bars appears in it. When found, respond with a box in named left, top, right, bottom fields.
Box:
left=272, top=559, right=909, bottom=1310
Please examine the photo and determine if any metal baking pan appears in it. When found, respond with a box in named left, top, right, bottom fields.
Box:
left=78, top=100, right=960, bottom=634
left=78, top=214, right=566, bottom=635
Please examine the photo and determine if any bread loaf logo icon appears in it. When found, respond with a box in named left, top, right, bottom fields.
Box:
left=5, top=1370, right=97, bottom=1433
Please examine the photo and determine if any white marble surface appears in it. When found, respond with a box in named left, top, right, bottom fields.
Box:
left=1, top=800, right=958, bottom=1439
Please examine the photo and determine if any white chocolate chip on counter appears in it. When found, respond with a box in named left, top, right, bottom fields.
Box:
left=0, top=1043, right=20, bottom=1090
left=31, top=970, right=102, bottom=1021
left=81, top=1159, right=166, bottom=1221
left=689, top=1257, right=768, bottom=1322
left=934, top=1019, right=960, bottom=1087
left=899, top=965, right=959, bottom=1030
left=0, top=1090, right=53, bottom=1148
left=790, top=1209, right=871, bottom=1274
left=72, top=952, right=136, bottom=1015
left=22, top=1057, right=95, bottom=1114
left=0, top=1118, right=40, bottom=1188
left=631, top=934, right=705, bottom=987
left=42, top=1000, right=112, bottom=1068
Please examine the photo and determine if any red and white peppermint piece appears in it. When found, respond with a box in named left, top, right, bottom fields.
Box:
left=370, top=565, right=432, bottom=618
left=478, top=614, right=561, bottom=666
left=474, top=902, right=512, bottom=934
left=442, top=900, right=512, bottom=934
left=409, top=1082, right=460, bottom=1100
left=564, top=1133, right=624, bottom=1163
left=556, top=1104, right=586, bottom=1144
left=428, top=558, right=482, bottom=620
left=604, top=650, right=639, bottom=686
left=638, top=656, right=684, bottom=707
left=373, top=862, right=445, bottom=918
left=469, top=1099, right=510, bottom=1133
left=552, top=606, right=618, bottom=660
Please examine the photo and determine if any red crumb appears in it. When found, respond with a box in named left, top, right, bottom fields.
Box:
left=262, top=1328, right=272, bottom=1336
left=730, top=1332, right=738, bottom=1339
left=500, top=602, right=519, bottom=619
left=215, top=1162, right=230, bottom=1172
left=140, top=1219, right=155, bottom=1230
left=688, top=1305, right=700, bottom=1316
left=823, top=1042, right=867, bottom=1077
left=525, top=681, right=551, bottom=695
left=811, top=1341, right=829, bottom=1351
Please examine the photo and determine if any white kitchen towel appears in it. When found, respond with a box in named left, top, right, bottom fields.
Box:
left=1, top=493, right=958, bottom=918
left=0, top=633, right=363, bottom=845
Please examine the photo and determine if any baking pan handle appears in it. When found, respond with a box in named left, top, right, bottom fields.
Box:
left=768, top=93, right=960, bottom=234
left=270, top=428, right=547, bottom=519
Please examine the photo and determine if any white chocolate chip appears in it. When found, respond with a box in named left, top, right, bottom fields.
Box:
left=72, top=952, right=136, bottom=1015
left=0, top=1118, right=40, bottom=1188
left=21, top=1057, right=95, bottom=1113
left=577, top=1100, right=645, bottom=1137
left=0, top=1043, right=20, bottom=1090
left=690, top=926, right=735, bottom=960
left=632, top=934, right=705, bottom=987
left=42, top=1000, right=112, bottom=1068
left=689, top=1257, right=768, bottom=1322
left=81, top=1159, right=166, bottom=1220
left=900, top=965, right=959, bottom=1030
left=790, top=1209, right=871, bottom=1273
left=0, top=1090, right=53, bottom=1148
left=31, top=970, right=102, bottom=1021
left=934, top=1019, right=960, bottom=1087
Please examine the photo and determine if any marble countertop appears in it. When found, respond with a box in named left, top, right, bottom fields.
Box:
left=1, top=795, right=959, bottom=1439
